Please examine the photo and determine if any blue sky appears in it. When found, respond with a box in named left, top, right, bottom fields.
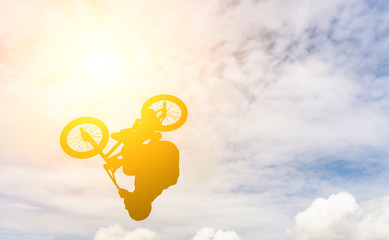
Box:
left=1, top=0, right=389, bottom=240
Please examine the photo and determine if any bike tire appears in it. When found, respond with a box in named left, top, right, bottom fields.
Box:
left=142, top=94, right=188, bottom=132
left=60, top=117, right=109, bottom=159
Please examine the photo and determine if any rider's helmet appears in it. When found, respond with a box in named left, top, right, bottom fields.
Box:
left=124, top=196, right=152, bottom=221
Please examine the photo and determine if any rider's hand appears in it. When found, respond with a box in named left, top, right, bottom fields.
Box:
left=118, top=188, right=130, bottom=198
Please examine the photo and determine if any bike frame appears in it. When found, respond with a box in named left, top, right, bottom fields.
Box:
left=81, top=128, right=122, bottom=189
left=78, top=105, right=170, bottom=190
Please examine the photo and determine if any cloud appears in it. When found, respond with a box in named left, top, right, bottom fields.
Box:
left=287, top=192, right=389, bottom=240
left=1, top=0, right=389, bottom=240
left=192, top=227, right=241, bottom=240
left=94, top=224, right=160, bottom=240
left=94, top=225, right=241, bottom=240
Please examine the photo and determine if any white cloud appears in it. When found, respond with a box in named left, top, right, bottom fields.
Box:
left=287, top=192, right=389, bottom=240
left=94, top=225, right=241, bottom=240
left=192, top=227, right=241, bottom=240
left=1, top=0, right=389, bottom=240
left=94, top=224, right=160, bottom=240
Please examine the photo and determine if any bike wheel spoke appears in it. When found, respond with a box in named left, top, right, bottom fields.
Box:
left=66, top=123, right=103, bottom=152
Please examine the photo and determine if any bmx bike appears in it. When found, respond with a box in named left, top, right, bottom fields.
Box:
left=60, top=94, right=188, bottom=189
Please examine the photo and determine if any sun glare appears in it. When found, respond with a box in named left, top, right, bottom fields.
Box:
left=81, top=51, right=120, bottom=77
left=75, top=36, right=129, bottom=81
left=79, top=48, right=126, bottom=79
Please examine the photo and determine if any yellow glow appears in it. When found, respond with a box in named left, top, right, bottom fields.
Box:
left=77, top=37, right=127, bottom=80
left=81, top=51, right=119, bottom=77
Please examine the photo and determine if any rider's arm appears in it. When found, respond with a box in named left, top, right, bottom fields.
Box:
left=118, top=188, right=131, bottom=198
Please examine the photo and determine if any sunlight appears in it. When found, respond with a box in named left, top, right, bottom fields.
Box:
left=78, top=40, right=127, bottom=80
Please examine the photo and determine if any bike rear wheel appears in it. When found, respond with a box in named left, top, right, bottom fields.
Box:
left=142, top=94, right=188, bottom=132
left=60, top=117, right=109, bottom=159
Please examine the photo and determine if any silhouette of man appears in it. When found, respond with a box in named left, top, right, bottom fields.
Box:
left=107, top=108, right=180, bottom=220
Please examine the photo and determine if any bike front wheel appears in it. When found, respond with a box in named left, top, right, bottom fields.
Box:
left=60, top=117, right=109, bottom=159
left=142, top=94, right=188, bottom=132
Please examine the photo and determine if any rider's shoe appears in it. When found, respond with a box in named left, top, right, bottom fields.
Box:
left=111, top=132, right=123, bottom=141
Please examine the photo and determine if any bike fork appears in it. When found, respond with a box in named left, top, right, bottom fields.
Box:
left=80, top=127, right=121, bottom=190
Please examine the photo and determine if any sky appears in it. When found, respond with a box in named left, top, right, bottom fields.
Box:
left=1, top=0, right=389, bottom=239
